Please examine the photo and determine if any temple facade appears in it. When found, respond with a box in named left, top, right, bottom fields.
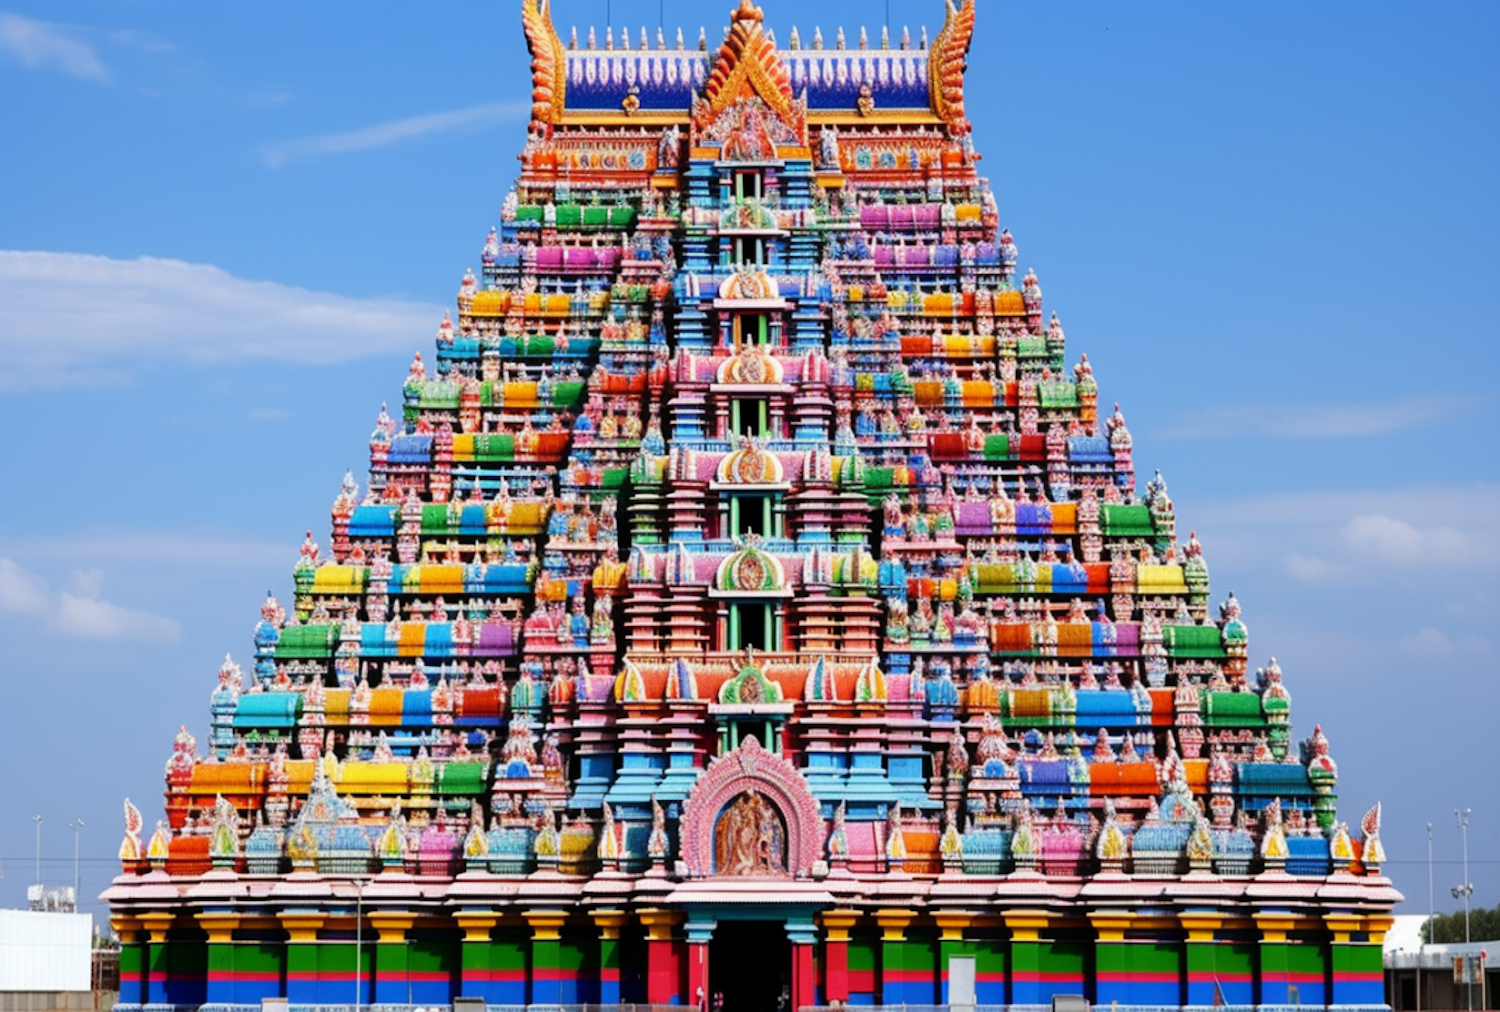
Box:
left=104, top=3, right=1400, bottom=1009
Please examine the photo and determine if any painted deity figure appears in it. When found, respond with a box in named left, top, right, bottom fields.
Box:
left=658, top=123, right=681, bottom=170
left=713, top=790, right=786, bottom=876
left=819, top=124, right=840, bottom=168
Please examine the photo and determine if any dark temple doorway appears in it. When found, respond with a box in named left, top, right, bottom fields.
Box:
left=709, top=919, right=790, bottom=1012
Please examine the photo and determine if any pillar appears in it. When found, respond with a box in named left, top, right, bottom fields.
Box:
left=525, top=909, right=569, bottom=1004
left=1089, top=911, right=1136, bottom=1007
left=788, top=919, right=818, bottom=1010
left=876, top=908, right=917, bottom=1003
left=369, top=911, right=418, bottom=1005
left=1180, top=911, right=1242, bottom=1007
left=1003, top=909, right=1052, bottom=1006
left=197, top=912, right=241, bottom=1007
left=138, top=911, right=174, bottom=1007
left=819, top=909, right=860, bottom=1004
left=110, top=916, right=145, bottom=1009
left=1255, top=912, right=1297, bottom=1006
left=278, top=912, right=328, bottom=1006
left=1329, top=913, right=1390, bottom=1007
left=590, top=909, right=629, bottom=1005
left=455, top=911, right=502, bottom=1002
left=684, top=919, right=714, bottom=1009
left=639, top=908, right=685, bottom=1005
left=934, top=911, right=976, bottom=1005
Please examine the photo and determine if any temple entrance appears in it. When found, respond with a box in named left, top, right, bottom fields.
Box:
left=709, top=920, right=790, bottom=1012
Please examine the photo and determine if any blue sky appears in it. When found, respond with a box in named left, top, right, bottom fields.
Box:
left=0, top=1, right=1496, bottom=920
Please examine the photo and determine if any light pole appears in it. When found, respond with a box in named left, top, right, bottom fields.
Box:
left=1453, top=807, right=1473, bottom=1012
left=1420, top=821, right=1432, bottom=1012
left=31, top=815, right=42, bottom=887
left=69, top=819, right=84, bottom=906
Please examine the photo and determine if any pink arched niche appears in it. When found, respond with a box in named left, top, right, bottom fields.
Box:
left=679, top=734, right=824, bottom=877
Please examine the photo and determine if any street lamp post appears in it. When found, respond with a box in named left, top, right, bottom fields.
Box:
left=31, top=815, right=42, bottom=888
left=1453, top=808, right=1473, bottom=1012
left=1421, top=821, right=1432, bottom=1012
left=69, top=819, right=84, bottom=905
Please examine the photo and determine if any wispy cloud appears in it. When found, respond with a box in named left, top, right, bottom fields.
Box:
left=1282, top=551, right=1343, bottom=583
left=261, top=101, right=530, bottom=167
left=0, top=251, right=442, bottom=390
left=1179, top=483, right=1498, bottom=674
left=1158, top=395, right=1472, bottom=440
left=1396, top=626, right=1492, bottom=659
left=0, top=13, right=108, bottom=81
left=2, top=534, right=295, bottom=570
left=0, top=558, right=49, bottom=615
left=247, top=406, right=292, bottom=422
left=1341, top=513, right=1473, bottom=564
left=1186, top=484, right=1500, bottom=580
left=0, top=556, right=180, bottom=642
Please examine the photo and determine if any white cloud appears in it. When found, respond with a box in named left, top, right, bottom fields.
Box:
left=1342, top=513, right=1472, bottom=565
left=1179, top=484, right=1499, bottom=626
left=66, top=568, right=105, bottom=598
left=1159, top=395, right=1471, bottom=440
left=55, top=591, right=180, bottom=642
left=261, top=101, right=530, bottom=167
left=0, top=556, right=180, bottom=642
left=0, top=251, right=442, bottom=390
left=0, top=557, right=50, bottom=615
left=1283, top=551, right=1342, bottom=583
left=1396, top=626, right=1492, bottom=658
left=1186, top=485, right=1498, bottom=548
left=0, top=13, right=108, bottom=81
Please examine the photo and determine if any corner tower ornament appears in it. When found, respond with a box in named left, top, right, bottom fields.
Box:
left=929, top=0, right=977, bottom=132
left=678, top=734, right=823, bottom=877
left=521, top=0, right=566, bottom=126
left=107, top=0, right=1398, bottom=1006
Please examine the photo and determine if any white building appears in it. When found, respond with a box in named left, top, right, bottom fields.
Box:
left=0, top=909, right=93, bottom=994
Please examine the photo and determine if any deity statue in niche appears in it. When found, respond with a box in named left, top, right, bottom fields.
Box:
left=713, top=789, right=786, bottom=875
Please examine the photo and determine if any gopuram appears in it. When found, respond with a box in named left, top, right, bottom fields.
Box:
left=105, top=2, right=1400, bottom=1009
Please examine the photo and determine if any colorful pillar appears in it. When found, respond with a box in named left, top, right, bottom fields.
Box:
left=1329, top=913, right=1390, bottom=1006
left=111, top=915, right=145, bottom=1009
left=590, top=909, right=629, bottom=1005
left=278, top=912, right=328, bottom=1006
left=875, top=908, right=917, bottom=1003
left=1090, top=910, right=1132, bottom=1006
left=639, top=907, right=685, bottom=1005
left=787, top=918, right=818, bottom=1010
left=1003, top=908, right=1053, bottom=1006
left=455, top=911, right=501, bottom=1002
left=525, top=908, right=570, bottom=1004
left=1255, top=911, right=1297, bottom=1005
left=819, top=909, right=860, bottom=1003
left=684, top=918, right=714, bottom=1008
left=138, top=911, right=174, bottom=1006
left=197, top=912, right=241, bottom=1007
left=1181, top=911, right=1225, bottom=1006
left=368, top=911, right=417, bottom=1005
left=933, top=911, right=976, bottom=1005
